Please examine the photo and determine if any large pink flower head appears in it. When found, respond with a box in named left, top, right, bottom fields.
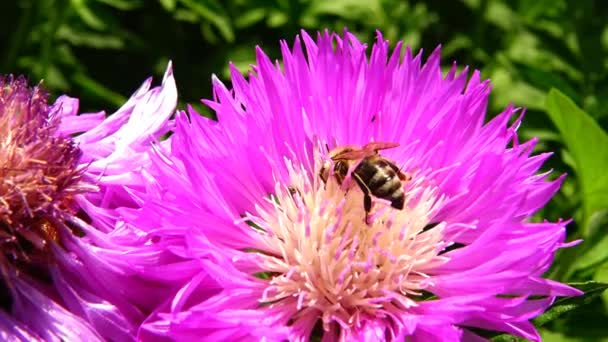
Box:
left=0, top=66, right=177, bottom=341
left=136, top=31, right=580, bottom=341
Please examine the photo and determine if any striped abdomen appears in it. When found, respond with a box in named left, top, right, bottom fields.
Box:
left=352, top=156, right=405, bottom=210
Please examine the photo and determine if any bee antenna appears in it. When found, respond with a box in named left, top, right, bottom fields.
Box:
left=325, top=143, right=330, bottom=153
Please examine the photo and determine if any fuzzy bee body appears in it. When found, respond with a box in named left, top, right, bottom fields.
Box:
left=320, top=142, right=409, bottom=220
left=351, top=155, right=405, bottom=211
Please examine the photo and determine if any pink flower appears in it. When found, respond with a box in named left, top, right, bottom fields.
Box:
left=0, top=65, right=177, bottom=341
left=132, top=31, right=580, bottom=341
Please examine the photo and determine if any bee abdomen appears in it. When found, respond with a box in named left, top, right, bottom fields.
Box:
left=356, top=162, right=402, bottom=193
left=389, top=188, right=405, bottom=209
left=372, top=176, right=401, bottom=197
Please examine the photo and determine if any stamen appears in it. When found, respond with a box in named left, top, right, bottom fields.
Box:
left=249, top=152, right=448, bottom=334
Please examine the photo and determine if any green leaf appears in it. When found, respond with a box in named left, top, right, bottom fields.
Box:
left=594, top=262, right=608, bottom=311
left=491, top=334, right=526, bottom=341
left=93, top=0, right=142, bottom=10
left=540, top=329, right=583, bottom=342
left=71, top=72, right=127, bottom=108
left=234, top=8, right=265, bottom=28
left=569, top=210, right=608, bottom=279
left=158, top=0, right=176, bottom=11
left=267, top=10, right=288, bottom=28
left=545, top=89, right=608, bottom=235
left=178, top=0, right=234, bottom=42
left=471, top=283, right=607, bottom=341
left=533, top=281, right=608, bottom=327
left=221, top=44, right=256, bottom=78
left=71, top=0, right=107, bottom=30
left=542, top=286, right=608, bottom=339
left=173, top=8, right=199, bottom=23
left=306, top=0, right=381, bottom=21
left=57, top=27, right=125, bottom=49
left=511, top=61, right=581, bottom=104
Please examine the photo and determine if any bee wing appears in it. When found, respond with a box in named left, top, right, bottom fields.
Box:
left=332, top=149, right=372, bottom=160
left=363, top=141, right=400, bottom=151
left=330, top=142, right=399, bottom=160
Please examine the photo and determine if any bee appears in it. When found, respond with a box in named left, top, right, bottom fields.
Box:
left=320, top=142, right=409, bottom=222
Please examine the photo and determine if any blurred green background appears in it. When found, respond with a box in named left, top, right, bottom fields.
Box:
left=2, top=0, right=607, bottom=341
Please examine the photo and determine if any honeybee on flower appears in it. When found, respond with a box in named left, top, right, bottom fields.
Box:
left=114, top=31, right=580, bottom=341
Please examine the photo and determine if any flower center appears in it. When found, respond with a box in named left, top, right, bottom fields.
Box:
left=243, top=153, right=449, bottom=332
left=0, top=77, right=94, bottom=295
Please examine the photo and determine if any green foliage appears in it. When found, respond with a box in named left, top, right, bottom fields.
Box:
left=535, top=282, right=608, bottom=327
left=2, top=0, right=608, bottom=341
left=486, top=282, right=608, bottom=341
left=546, top=89, right=608, bottom=234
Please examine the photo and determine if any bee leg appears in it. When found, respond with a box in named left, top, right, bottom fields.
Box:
left=363, top=193, right=372, bottom=212
left=363, top=193, right=372, bottom=224
left=352, top=172, right=373, bottom=225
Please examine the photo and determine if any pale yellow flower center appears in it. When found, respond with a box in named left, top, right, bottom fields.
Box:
left=243, top=153, right=449, bottom=331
